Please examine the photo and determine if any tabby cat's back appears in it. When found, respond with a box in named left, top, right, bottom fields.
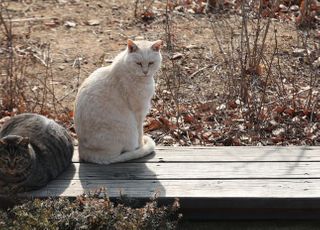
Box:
left=0, top=113, right=73, bottom=193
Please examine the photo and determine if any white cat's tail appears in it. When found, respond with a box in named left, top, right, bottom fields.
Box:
left=109, top=136, right=155, bottom=163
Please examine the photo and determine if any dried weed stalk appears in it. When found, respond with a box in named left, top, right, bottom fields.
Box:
left=0, top=2, right=71, bottom=124
left=155, top=0, right=185, bottom=142
left=209, top=0, right=278, bottom=126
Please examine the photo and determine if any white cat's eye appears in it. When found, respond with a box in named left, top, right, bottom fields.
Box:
left=136, top=62, right=142, bottom=66
left=148, top=62, right=154, bottom=66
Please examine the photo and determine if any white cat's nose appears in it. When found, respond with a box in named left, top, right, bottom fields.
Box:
left=143, top=70, right=148, bottom=75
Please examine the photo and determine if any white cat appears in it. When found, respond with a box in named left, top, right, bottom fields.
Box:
left=74, top=39, right=163, bottom=164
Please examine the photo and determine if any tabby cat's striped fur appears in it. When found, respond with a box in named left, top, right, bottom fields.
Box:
left=0, top=113, right=73, bottom=193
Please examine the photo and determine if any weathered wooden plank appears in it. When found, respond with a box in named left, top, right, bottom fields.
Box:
left=60, top=162, right=320, bottom=180
left=72, top=146, right=320, bottom=163
left=20, top=146, right=320, bottom=220
left=23, top=179, right=320, bottom=199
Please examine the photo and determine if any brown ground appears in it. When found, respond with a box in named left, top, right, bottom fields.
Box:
left=0, top=0, right=319, bottom=146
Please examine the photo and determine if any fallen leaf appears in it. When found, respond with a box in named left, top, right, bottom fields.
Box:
left=228, top=100, right=237, bottom=109
left=284, top=107, right=295, bottom=116
left=183, top=114, right=195, bottom=123
left=170, top=52, right=183, bottom=60
left=69, top=110, right=74, bottom=118
left=274, top=106, right=285, bottom=114
left=202, top=131, right=212, bottom=140
left=144, top=118, right=162, bottom=132
left=159, top=117, right=177, bottom=130
left=141, top=11, right=155, bottom=21
left=256, top=63, right=265, bottom=76
left=271, top=136, right=284, bottom=143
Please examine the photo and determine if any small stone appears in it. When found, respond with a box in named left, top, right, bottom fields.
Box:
left=163, top=135, right=175, bottom=145
left=175, top=5, right=184, bottom=12
left=272, top=127, right=285, bottom=136
left=135, top=36, right=144, bottom=40
left=292, top=116, right=300, bottom=123
left=270, top=119, right=278, bottom=126
left=186, top=44, right=200, bottom=49
left=105, top=59, right=113, bottom=63
left=313, top=57, right=320, bottom=68
left=240, top=135, right=249, bottom=141
left=292, top=48, right=305, bottom=57
left=64, top=21, right=76, bottom=28
left=289, top=5, right=299, bottom=11
left=279, top=4, right=288, bottom=12
left=193, top=138, right=201, bottom=145
left=216, top=103, right=226, bottom=110
left=58, top=65, right=65, bottom=70
left=87, top=19, right=100, bottom=26
left=187, top=9, right=195, bottom=14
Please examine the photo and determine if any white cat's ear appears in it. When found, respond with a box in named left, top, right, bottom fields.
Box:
left=151, top=40, right=163, bottom=52
left=127, top=39, right=138, bottom=53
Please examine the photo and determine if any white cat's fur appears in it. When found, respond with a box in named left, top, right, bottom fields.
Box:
left=74, top=39, right=163, bottom=164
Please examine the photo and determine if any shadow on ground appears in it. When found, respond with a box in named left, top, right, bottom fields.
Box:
left=179, top=220, right=320, bottom=230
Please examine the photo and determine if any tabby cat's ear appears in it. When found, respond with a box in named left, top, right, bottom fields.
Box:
left=151, top=40, right=163, bottom=52
left=127, top=39, right=138, bottom=53
left=18, top=137, right=29, bottom=147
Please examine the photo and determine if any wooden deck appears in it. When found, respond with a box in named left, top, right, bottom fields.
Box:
left=24, top=146, right=320, bottom=220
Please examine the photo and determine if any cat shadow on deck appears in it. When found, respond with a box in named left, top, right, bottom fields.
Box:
left=78, top=150, right=166, bottom=205
left=12, top=163, right=77, bottom=198
left=0, top=165, right=77, bottom=210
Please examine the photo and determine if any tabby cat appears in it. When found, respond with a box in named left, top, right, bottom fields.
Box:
left=0, top=113, right=73, bottom=193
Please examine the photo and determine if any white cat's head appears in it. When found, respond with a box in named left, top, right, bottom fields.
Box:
left=123, top=39, right=163, bottom=78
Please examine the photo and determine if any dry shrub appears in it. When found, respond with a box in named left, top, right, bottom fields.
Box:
left=0, top=1, right=74, bottom=125
left=208, top=0, right=319, bottom=145
left=134, top=0, right=156, bottom=21
left=0, top=191, right=180, bottom=230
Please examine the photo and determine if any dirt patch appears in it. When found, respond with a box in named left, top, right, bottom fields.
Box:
left=0, top=0, right=319, bottom=146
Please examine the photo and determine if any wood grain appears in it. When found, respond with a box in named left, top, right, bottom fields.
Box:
left=23, top=179, right=320, bottom=199
left=59, top=161, right=320, bottom=180
left=72, top=146, right=320, bottom=162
